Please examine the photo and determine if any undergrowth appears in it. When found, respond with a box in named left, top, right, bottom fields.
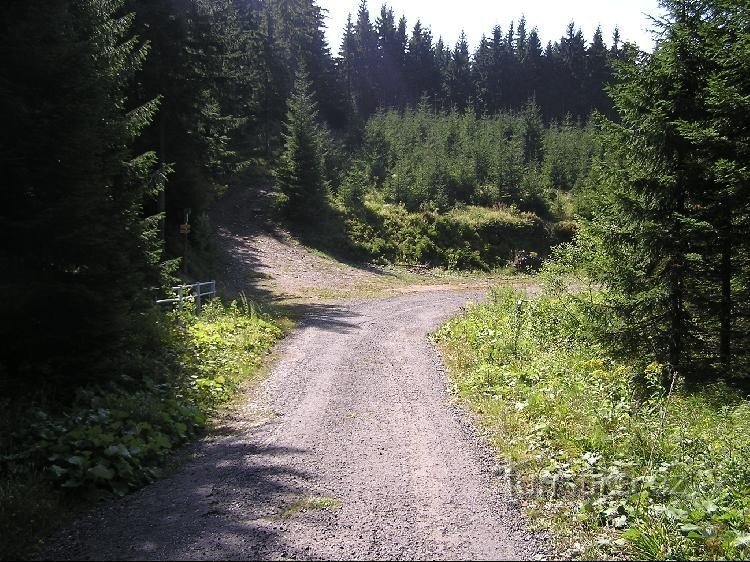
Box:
left=0, top=298, right=283, bottom=560
left=435, top=287, right=750, bottom=560
left=337, top=195, right=573, bottom=270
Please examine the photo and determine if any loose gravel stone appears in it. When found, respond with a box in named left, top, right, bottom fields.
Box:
left=45, top=290, right=545, bottom=561
left=44, top=187, right=546, bottom=560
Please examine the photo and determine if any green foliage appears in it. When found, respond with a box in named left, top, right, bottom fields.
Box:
left=340, top=7, right=620, bottom=121
left=342, top=197, right=555, bottom=270
left=436, top=288, right=750, bottom=560
left=16, top=384, right=204, bottom=498
left=128, top=0, right=257, bottom=268
left=577, top=1, right=750, bottom=382
left=0, top=0, right=171, bottom=395
left=354, top=106, right=594, bottom=217
left=275, top=68, right=329, bottom=222
left=0, top=299, right=282, bottom=558
left=180, top=299, right=283, bottom=410
left=326, top=104, right=590, bottom=270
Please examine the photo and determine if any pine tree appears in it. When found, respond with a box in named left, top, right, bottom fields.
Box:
left=558, top=22, right=588, bottom=117
left=351, top=0, right=379, bottom=117
left=521, top=98, right=544, bottom=163
left=673, top=0, right=750, bottom=376
left=0, top=0, right=168, bottom=393
left=587, top=26, right=613, bottom=116
left=338, top=14, right=358, bottom=122
left=375, top=5, right=398, bottom=108
left=276, top=68, right=327, bottom=222
left=489, top=24, right=516, bottom=111
left=523, top=28, right=544, bottom=102
left=472, top=36, right=493, bottom=113
left=447, top=31, right=473, bottom=111
left=583, top=0, right=750, bottom=381
left=395, top=15, right=409, bottom=108
left=433, top=36, right=452, bottom=107
left=128, top=0, right=250, bottom=261
left=500, top=21, right=523, bottom=107
left=405, top=20, right=441, bottom=107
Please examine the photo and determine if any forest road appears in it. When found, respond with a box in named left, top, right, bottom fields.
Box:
left=47, top=288, right=543, bottom=560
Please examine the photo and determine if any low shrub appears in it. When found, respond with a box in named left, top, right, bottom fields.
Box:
left=342, top=197, right=561, bottom=270
left=0, top=298, right=283, bottom=559
left=435, top=287, right=750, bottom=560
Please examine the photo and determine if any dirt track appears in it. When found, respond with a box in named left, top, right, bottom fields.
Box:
left=46, top=188, right=544, bottom=560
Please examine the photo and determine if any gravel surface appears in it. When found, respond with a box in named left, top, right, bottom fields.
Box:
left=45, top=187, right=546, bottom=560
left=209, top=186, right=500, bottom=302
left=46, top=290, right=545, bottom=560
left=211, top=187, right=395, bottom=300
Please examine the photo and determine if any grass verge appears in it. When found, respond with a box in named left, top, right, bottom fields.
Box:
left=435, top=287, right=750, bottom=560
left=0, top=297, right=285, bottom=560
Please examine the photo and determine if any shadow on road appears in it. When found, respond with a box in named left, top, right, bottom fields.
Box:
left=210, top=185, right=395, bottom=308
left=47, top=437, right=315, bottom=560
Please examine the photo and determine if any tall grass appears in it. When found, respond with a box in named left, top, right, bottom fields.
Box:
left=436, top=288, right=750, bottom=560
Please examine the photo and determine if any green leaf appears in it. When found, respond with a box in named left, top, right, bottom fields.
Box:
left=67, top=455, right=87, bottom=467
left=61, top=479, right=82, bottom=488
left=87, top=464, right=115, bottom=481
left=104, top=444, right=131, bottom=459
left=621, top=528, right=643, bottom=541
left=49, top=464, right=68, bottom=478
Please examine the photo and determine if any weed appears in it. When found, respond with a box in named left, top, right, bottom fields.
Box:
left=435, top=287, right=750, bottom=560
left=281, top=496, right=342, bottom=518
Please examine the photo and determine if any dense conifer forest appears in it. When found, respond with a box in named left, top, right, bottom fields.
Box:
left=1, top=0, right=749, bottom=559
left=0, top=0, right=625, bottom=401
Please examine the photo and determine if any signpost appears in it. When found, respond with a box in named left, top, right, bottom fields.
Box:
left=182, top=208, right=191, bottom=275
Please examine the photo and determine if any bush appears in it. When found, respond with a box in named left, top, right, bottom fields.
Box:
left=0, top=298, right=283, bottom=558
left=342, top=197, right=553, bottom=270
left=435, top=287, right=750, bottom=560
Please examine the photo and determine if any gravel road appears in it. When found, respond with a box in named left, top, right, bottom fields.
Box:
left=47, top=186, right=544, bottom=560
left=47, top=289, right=544, bottom=560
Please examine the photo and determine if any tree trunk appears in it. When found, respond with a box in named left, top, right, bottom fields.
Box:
left=719, top=219, right=732, bottom=376
left=669, top=261, right=683, bottom=376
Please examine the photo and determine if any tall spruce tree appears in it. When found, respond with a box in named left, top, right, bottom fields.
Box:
left=405, top=20, right=437, bottom=106
left=276, top=68, right=327, bottom=222
left=375, top=5, right=402, bottom=108
left=523, top=28, right=544, bottom=102
left=583, top=0, right=750, bottom=381
left=338, top=14, right=358, bottom=123
left=674, top=0, right=750, bottom=377
left=447, top=32, right=473, bottom=111
left=0, top=0, right=168, bottom=393
left=472, top=36, right=493, bottom=114
left=587, top=27, right=613, bottom=117
left=351, top=0, right=379, bottom=117
left=128, top=0, right=249, bottom=263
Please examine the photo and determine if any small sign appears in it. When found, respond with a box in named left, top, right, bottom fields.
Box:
left=179, top=224, right=191, bottom=234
